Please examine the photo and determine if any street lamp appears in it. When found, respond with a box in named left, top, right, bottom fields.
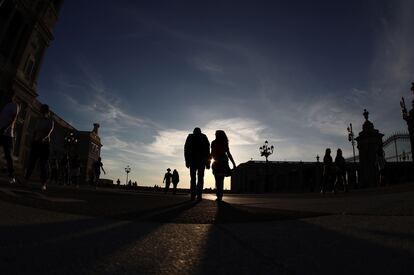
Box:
left=259, top=140, right=274, bottom=163
left=347, top=123, right=356, bottom=163
left=64, top=132, right=78, bottom=150
left=64, top=132, right=78, bottom=185
left=259, top=140, right=274, bottom=192
left=125, top=165, right=131, bottom=185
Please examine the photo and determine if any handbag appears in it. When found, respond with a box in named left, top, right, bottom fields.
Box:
left=213, top=154, right=232, bottom=177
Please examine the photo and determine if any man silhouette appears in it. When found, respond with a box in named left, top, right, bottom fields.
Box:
left=184, top=127, right=210, bottom=201
left=0, top=91, right=19, bottom=184
left=25, top=104, right=54, bottom=191
left=163, top=168, right=172, bottom=193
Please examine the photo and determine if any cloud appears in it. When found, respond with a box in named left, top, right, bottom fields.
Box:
left=147, top=117, right=269, bottom=158
left=189, top=56, right=224, bottom=74
left=56, top=63, right=159, bottom=131
left=147, top=129, right=189, bottom=157
left=370, top=1, right=414, bottom=107
left=203, top=118, right=267, bottom=145
left=302, top=98, right=362, bottom=137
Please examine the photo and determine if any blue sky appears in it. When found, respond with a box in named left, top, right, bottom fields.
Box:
left=37, top=0, right=414, bottom=188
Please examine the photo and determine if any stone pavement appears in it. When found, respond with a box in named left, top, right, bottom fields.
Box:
left=0, top=180, right=413, bottom=274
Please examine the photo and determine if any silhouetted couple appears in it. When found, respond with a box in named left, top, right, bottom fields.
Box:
left=184, top=127, right=236, bottom=201
left=321, top=148, right=347, bottom=193
left=163, top=168, right=179, bottom=194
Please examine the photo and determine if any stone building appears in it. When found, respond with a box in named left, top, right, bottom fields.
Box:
left=231, top=159, right=363, bottom=193
left=0, top=0, right=102, bottom=184
left=231, top=160, right=326, bottom=193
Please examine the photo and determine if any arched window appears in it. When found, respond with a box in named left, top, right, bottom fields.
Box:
left=24, top=54, right=36, bottom=80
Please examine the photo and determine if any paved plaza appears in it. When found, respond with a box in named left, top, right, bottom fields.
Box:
left=0, top=179, right=413, bottom=274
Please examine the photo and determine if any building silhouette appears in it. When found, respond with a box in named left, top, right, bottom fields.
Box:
left=0, top=0, right=102, bottom=184
left=231, top=160, right=329, bottom=193
left=344, top=132, right=412, bottom=163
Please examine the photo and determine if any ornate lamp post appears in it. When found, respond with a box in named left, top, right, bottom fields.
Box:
left=400, top=82, right=414, bottom=164
left=259, top=140, right=274, bottom=163
left=64, top=132, right=78, bottom=150
left=64, top=132, right=78, bottom=185
left=347, top=123, right=356, bottom=163
left=259, top=140, right=274, bottom=192
left=125, top=165, right=131, bottom=186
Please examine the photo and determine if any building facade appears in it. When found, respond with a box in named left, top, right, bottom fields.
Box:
left=345, top=132, right=412, bottom=163
left=0, top=0, right=102, bottom=183
left=231, top=160, right=329, bottom=193
left=383, top=133, right=411, bottom=162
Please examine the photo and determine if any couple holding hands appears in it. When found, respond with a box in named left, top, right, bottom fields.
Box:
left=184, top=127, right=236, bottom=202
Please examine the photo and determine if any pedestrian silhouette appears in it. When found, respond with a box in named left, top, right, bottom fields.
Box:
left=172, top=169, right=179, bottom=194
left=0, top=91, right=19, bottom=184
left=71, top=154, right=81, bottom=187
left=163, top=168, right=172, bottom=193
left=50, top=151, right=59, bottom=185
left=60, top=154, right=69, bottom=185
left=321, top=148, right=334, bottom=193
left=116, top=178, right=121, bottom=186
left=25, top=104, right=54, bottom=191
left=184, top=127, right=210, bottom=201
left=211, top=130, right=236, bottom=201
left=92, top=157, right=106, bottom=188
left=375, top=148, right=386, bottom=186
left=402, top=98, right=414, bottom=164
left=334, top=148, right=347, bottom=192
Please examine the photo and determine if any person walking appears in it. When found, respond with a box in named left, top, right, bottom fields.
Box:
left=334, top=148, right=347, bottom=193
left=321, top=148, right=334, bottom=193
left=60, top=154, right=69, bottom=185
left=71, top=154, right=81, bottom=188
left=375, top=148, right=386, bottom=186
left=163, top=168, right=172, bottom=193
left=25, top=104, right=54, bottom=191
left=172, top=169, right=179, bottom=194
left=402, top=96, right=414, bottom=166
left=0, top=91, right=19, bottom=184
left=184, top=127, right=210, bottom=201
left=211, top=130, right=236, bottom=201
left=93, top=157, right=106, bottom=188
left=50, top=151, right=59, bottom=185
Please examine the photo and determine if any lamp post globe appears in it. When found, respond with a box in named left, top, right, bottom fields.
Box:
left=259, top=140, right=274, bottom=163
left=125, top=165, right=131, bottom=185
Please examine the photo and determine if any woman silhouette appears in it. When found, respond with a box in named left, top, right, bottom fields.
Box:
left=211, top=130, right=236, bottom=201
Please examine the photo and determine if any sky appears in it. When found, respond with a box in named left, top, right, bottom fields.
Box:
left=37, top=0, right=414, bottom=189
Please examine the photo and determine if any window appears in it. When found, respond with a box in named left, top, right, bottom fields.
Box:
left=24, top=55, right=35, bottom=79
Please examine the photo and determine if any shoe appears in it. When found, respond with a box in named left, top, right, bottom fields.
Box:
left=9, top=177, right=16, bottom=184
left=41, top=185, right=47, bottom=191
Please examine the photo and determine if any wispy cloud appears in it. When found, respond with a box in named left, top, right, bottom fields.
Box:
left=369, top=0, right=414, bottom=131
left=56, top=62, right=159, bottom=131
left=147, top=129, right=189, bottom=157
left=147, top=117, right=268, bottom=159
left=189, top=56, right=224, bottom=74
